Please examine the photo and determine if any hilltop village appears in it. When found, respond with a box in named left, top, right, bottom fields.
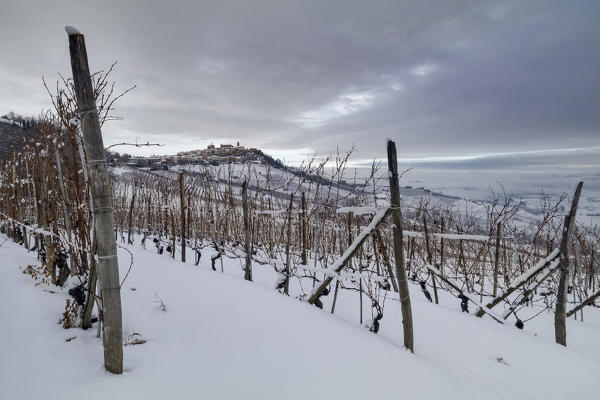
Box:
left=109, top=142, right=263, bottom=170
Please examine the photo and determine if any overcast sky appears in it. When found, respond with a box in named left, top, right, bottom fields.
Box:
left=1, top=0, right=599, bottom=168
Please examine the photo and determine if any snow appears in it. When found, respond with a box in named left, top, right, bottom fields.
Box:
left=0, top=117, right=24, bottom=127
left=433, top=233, right=492, bottom=241
left=403, top=231, right=495, bottom=241
left=110, top=166, right=129, bottom=176
left=64, top=26, right=81, bottom=35
left=1, top=234, right=599, bottom=399
left=336, top=206, right=378, bottom=215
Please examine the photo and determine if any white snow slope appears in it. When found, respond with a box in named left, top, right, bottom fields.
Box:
left=0, top=235, right=598, bottom=400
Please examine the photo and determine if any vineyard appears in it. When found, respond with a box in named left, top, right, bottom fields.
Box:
left=0, top=29, right=599, bottom=396
left=1, top=83, right=599, bottom=341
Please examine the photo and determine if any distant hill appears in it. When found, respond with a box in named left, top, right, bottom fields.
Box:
left=0, top=116, right=36, bottom=158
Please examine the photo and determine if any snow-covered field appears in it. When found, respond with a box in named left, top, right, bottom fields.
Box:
left=1, top=233, right=598, bottom=399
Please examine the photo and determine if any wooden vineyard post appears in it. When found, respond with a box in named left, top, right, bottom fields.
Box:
left=331, top=231, right=343, bottom=314
left=440, top=217, right=445, bottom=275
left=171, top=211, right=176, bottom=259
left=492, top=222, right=501, bottom=297
left=555, top=181, right=583, bottom=346
left=357, top=216, right=363, bottom=324
left=423, top=213, right=438, bottom=304
left=179, top=172, right=186, bottom=263
left=387, top=139, right=414, bottom=352
left=187, top=193, right=192, bottom=241
left=66, top=26, right=123, bottom=374
left=163, top=205, right=168, bottom=239
left=54, top=148, right=75, bottom=273
left=127, top=189, right=136, bottom=244
left=242, top=180, right=252, bottom=281
left=284, top=193, right=294, bottom=295
left=301, top=191, right=307, bottom=265
left=77, top=133, right=97, bottom=330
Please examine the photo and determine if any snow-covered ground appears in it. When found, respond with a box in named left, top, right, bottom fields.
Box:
left=1, top=234, right=598, bottom=400
left=394, top=167, right=600, bottom=226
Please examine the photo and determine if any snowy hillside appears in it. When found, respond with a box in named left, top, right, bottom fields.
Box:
left=1, top=234, right=598, bottom=400
left=114, top=161, right=597, bottom=229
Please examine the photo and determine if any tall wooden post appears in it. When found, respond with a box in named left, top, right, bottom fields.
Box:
left=66, top=26, right=123, bottom=374
left=387, top=140, right=414, bottom=352
left=555, top=181, right=583, bottom=346
left=179, top=172, right=186, bottom=262
left=242, top=180, right=252, bottom=281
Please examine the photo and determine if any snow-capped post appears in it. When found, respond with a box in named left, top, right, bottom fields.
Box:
left=492, top=222, right=501, bottom=297
left=555, top=181, right=583, bottom=346
left=179, top=171, right=186, bottom=262
left=66, top=26, right=123, bottom=374
left=387, top=139, right=414, bottom=352
left=242, top=179, right=252, bottom=281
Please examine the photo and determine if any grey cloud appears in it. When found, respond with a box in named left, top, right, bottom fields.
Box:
left=1, top=0, right=599, bottom=162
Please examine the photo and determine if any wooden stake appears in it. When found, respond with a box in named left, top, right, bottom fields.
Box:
left=127, top=189, right=136, bottom=244
left=301, top=191, right=307, bottom=265
left=555, top=181, right=583, bottom=346
left=179, top=172, right=186, bottom=262
left=242, top=179, right=252, bottom=281
left=284, top=193, right=294, bottom=295
left=66, top=27, right=123, bottom=374
left=492, top=222, right=501, bottom=297
left=387, top=139, right=414, bottom=352
left=423, top=212, right=438, bottom=304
